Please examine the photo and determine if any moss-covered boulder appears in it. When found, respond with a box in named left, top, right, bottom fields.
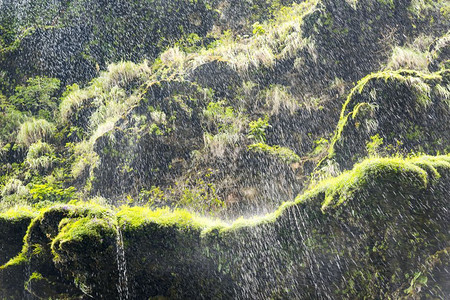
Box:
left=324, top=69, right=450, bottom=171
left=0, top=208, right=36, bottom=266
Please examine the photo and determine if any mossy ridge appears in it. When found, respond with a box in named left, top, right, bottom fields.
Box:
left=332, top=69, right=444, bottom=153
left=15, top=154, right=448, bottom=239
left=1, top=154, right=448, bottom=239
left=210, top=154, right=450, bottom=235
left=319, top=69, right=450, bottom=172
left=117, top=206, right=226, bottom=232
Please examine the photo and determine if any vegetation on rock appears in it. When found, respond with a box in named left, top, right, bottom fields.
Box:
left=0, top=0, right=449, bottom=298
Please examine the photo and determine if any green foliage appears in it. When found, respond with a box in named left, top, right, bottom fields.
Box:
left=177, top=173, right=225, bottom=215
left=9, top=76, right=60, bottom=120
left=366, top=134, right=384, bottom=157
left=252, top=22, right=266, bottom=35
left=404, top=272, right=428, bottom=295
left=0, top=106, right=26, bottom=144
left=311, top=138, right=330, bottom=156
left=29, top=184, right=76, bottom=203
left=203, top=101, right=239, bottom=133
left=248, top=115, right=271, bottom=142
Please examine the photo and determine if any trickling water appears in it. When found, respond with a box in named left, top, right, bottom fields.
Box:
left=116, top=224, right=129, bottom=300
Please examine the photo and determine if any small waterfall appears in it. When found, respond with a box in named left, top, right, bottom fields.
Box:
left=116, top=224, right=129, bottom=300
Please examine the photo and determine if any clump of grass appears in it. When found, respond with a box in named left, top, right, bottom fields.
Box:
left=151, top=1, right=319, bottom=77
left=59, top=84, right=95, bottom=123
left=265, top=85, right=300, bottom=115
left=434, top=84, right=450, bottom=107
left=96, top=60, right=151, bottom=91
left=386, top=47, right=428, bottom=71
left=16, top=118, right=56, bottom=147
left=160, top=47, right=187, bottom=70
left=406, top=76, right=432, bottom=107
left=25, top=141, right=55, bottom=172
left=1, top=178, right=29, bottom=198
left=71, top=140, right=99, bottom=180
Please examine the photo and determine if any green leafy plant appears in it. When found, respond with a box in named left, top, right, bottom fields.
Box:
left=29, top=183, right=76, bottom=203
left=248, top=115, right=271, bottom=142
left=252, top=22, right=266, bottom=35
left=366, top=134, right=384, bottom=157
left=10, top=76, right=60, bottom=120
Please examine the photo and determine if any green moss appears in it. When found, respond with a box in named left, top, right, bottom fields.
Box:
left=52, top=217, right=113, bottom=247
left=117, top=206, right=225, bottom=232
left=248, top=143, right=301, bottom=163
left=0, top=206, right=37, bottom=221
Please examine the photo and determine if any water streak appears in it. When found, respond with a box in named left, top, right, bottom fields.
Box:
left=116, top=224, right=129, bottom=300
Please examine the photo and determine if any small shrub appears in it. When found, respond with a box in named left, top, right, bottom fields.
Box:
left=248, top=115, right=271, bottom=142
left=97, top=61, right=151, bottom=90
left=0, top=106, right=27, bottom=143
left=265, top=85, right=300, bottom=115
left=248, top=143, right=301, bottom=164
left=176, top=171, right=225, bottom=214
left=367, top=134, right=384, bottom=157
left=1, top=178, right=29, bottom=198
left=59, top=84, right=95, bottom=123
left=252, top=22, right=266, bottom=35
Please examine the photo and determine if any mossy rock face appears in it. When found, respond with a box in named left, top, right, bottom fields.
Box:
left=208, top=155, right=450, bottom=299
left=1, top=155, right=448, bottom=299
left=117, top=207, right=235, bottom=299
left=326, top=70, right=450, bottom=171
left=188, top=60, right=241, bottom=98
left=0, top=209, right=35, bottom=266
left=91, top=80, right=208, bottom=198
left=0, top=205, right=118, bottom=299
